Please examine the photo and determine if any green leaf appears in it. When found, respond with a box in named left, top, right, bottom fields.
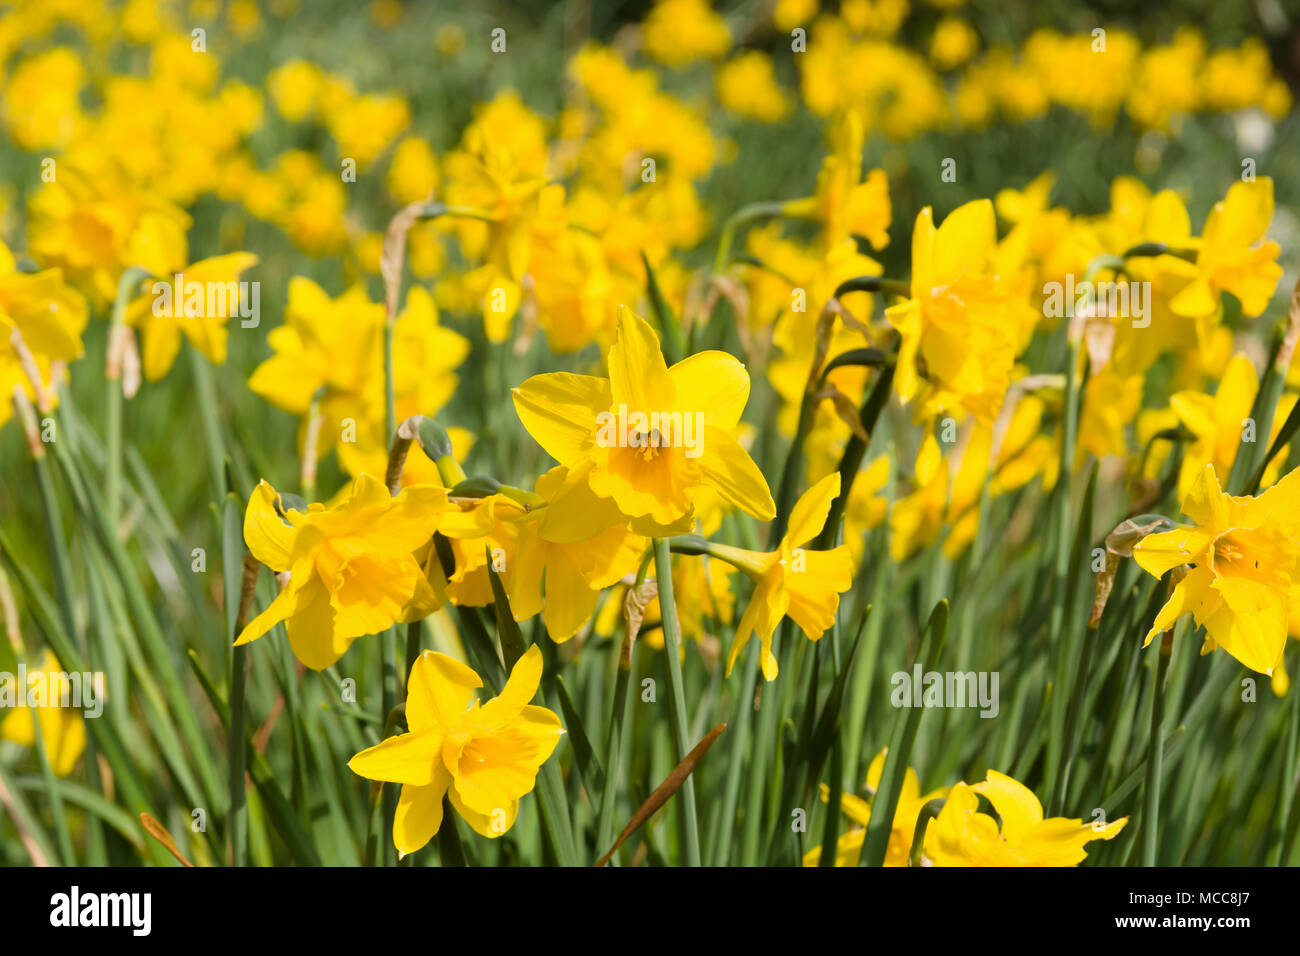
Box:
left=556, top=675, right=605, bottom=795
left=859, top=599, right=949, bottom=866
left=187, top=650, right=322, bottom=866
left=641, top=251, right=686, bottom=365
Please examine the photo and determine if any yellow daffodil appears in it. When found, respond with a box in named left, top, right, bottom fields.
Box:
left=802, top=749, right=947, bottom=867
left=436, top=493, right=525, bottom=608
left=891, top=425, right=987, bottom=562
left=0, top=239, right=87, bottom=418
left=1077, top=368, right=1143, bottom=462
left=512, top=308, right=775, bottom=533
left=1172, top=178, right=1281, bottom=320
left=26, top=158, right=190, bottom=306
left=886, top=199, right=1036, bottom=424
left=800, top=27, right=947, bottom=137
left=642, top=0, right=731, bottom=68
left=324, top=91, right=410, bottom=172
left=1133, top=463, right=1300, bottom=674
left=773, top=0, right=817, bottom=31
left=712, top=472, right=853, bottom=680
left=929, top=17, right=979, bottom=71
left=1, top=48, right=85, bottom=151
left=892, top=403, right=1057, bottom=562
left=386, top=136, right=440, bottom=205
left=0, top=242, right=85, bottom=361
left=715, top=51, right=791, bottom=123
left=760, top=233, right=884, bottom=433
left=1166, top=351, right=1295, bottom=500
left=127, top=252, right=258, bottom=380
left=924, top=770, right=1127, bottom=866
left=250, top=280, right=465, bottom=466
left=567, top=47, right=719, bottom=187
left=336, top=287, right=470, bottom=480
left=348, top=645, right=563, bottom=853
left=248, top=278, right=382, bottom=453
left=508, top=466, right=647, bottom=642
left=267, top=60, right=325, bottom=122
left=782, top=110, right=890, bottom=252
left=442, top=91, right=555, bottom=342
left=995, top=171, right=1056, bottom=227
left=0, top=651, right=87, bottom=777
left=236, top=475, right=449, bottom=670
left=663, top=555, right=735, bottom=646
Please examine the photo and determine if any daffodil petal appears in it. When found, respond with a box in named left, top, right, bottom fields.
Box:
left=406, top=650, right=482, bottom=735
left=668, top=350, right=750, bottom=430
left=512, top=372, right=608, bottom=464
left=784, top=472, right=841, bottom=550
left=699, top=425, right=775, bottom=521
left=607, top=307, right=674, bottom=412
left=393, top=773, right=450, bottom=857
left=348, top=729, right=444, bottom=786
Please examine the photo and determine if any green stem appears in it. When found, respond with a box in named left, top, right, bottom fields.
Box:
left=0, top=760, right=58, bottom=865
left=1269, top=674, right=1300, bottom=865
left=860, top=600, right=949, bottom=866
left=228, top=642, right=248, bottom=866
left=104, top=266, right=151, bottom=531
left=908, top=798, right=946, bottom=867
left=832, top=275, right=911, bottom=299
left=740, top=622, right=785, bottom=865
left=652, top=537, right=702, bottom=866
left=713, top=201, right=785, bottom=274
left=1047, top=462, right=1097, bottom=813
left=1230, top=322, right=1289, bottom=496
left=404, top=620, right=423, bottom=687
left=20, top=407, right=76, bottom=864
left=711, top=640, right=758, bottom=865
left=228, top=552, right=258, bottom=868
left=0, top=526, right=171, bottom=864
left=437, top=796, right=468, bottom=865
left=817, top=363, right=896, bottom=551
left=364, top=706, right=404, bottom=866
left=595, top=648, right=634, bottom=859
left=595, top=552, right=652, bottom=860
left=187, top=345, right=228, bottom=503
left=817, top=733, right=844, bottom=867
left=1044, top=328, right=1084, bottom=804
left=1141, top=637, right=1171, bottom=866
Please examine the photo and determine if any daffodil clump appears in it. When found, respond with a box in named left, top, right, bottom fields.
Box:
left=803, top=751, right=1127, bottom=867
left=0, top=0, right=1298, bottom=874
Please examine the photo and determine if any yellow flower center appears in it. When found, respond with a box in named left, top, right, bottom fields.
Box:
left=634, top=427, right=663, bottom=461
left=1214, top=536, right=1244, bottom=567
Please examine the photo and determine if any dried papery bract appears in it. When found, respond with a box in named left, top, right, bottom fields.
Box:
left=1089, top=516, right=1172, bottom=627
left=9, top=328, right=53, bottom=412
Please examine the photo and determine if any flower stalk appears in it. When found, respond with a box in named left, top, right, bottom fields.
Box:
left=652, top=536, right=703, bottom=866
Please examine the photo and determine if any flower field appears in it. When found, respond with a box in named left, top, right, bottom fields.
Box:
left=2, top=0, right=1300, bottom=876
